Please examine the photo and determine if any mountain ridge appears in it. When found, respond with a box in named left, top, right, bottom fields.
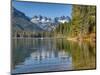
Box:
left=12, top=7, right=43, bottom=32
left=31, top=15, right=70, bottom=31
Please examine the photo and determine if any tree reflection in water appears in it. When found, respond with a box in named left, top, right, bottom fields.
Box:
left=12, top=38, right=96, bottom=74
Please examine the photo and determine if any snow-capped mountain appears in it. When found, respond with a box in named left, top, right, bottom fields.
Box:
left=31, top=16, right=54, bottom=31
left=31, top=16, right=52, bottom=23
left=54, top=16, right=70, bottom=23
left=31, top=15, right=70, bottom=31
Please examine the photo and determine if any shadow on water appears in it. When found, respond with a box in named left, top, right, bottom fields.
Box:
left=11, top=38, right=96, bottom=74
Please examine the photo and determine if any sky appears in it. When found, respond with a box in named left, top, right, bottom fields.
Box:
left=12, top=1, right=72, bottom=19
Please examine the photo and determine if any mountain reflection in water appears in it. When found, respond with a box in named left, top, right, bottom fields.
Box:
left=12, top=38, right=96, bottom=74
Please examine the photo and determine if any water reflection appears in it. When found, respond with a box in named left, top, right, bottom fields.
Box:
left=12, top=38, right=96, bottom=74
left=71, top=41, right=96, bottom=69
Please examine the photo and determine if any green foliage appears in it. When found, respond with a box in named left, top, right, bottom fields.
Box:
left=71, top=5, right=96, bottom=36
left=54, top=5, right=96, bottom=38
left=54, top=21, right=72, bottom=36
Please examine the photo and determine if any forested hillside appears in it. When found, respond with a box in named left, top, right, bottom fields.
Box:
left=54, top=5, right=96, bottom=41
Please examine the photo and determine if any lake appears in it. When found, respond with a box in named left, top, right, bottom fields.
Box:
left=11, top=38, right=96, bottom=74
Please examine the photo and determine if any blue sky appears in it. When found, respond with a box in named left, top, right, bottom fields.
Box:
left=12, top=1, right=72, bottom=19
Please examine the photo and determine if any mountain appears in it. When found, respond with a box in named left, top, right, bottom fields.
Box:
left=54, top=16, right=71, bottom=23
left=31, top=15, right=52, bottom=23
left=12, top=7, right=43, bottom=32
left=31, top=15, right=55, bottom=31
left=31, top=15, right=70, bottom=31
left=12, top=7, right=70, bottom=32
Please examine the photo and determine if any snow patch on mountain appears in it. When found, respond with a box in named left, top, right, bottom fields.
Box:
left=31, top=15, right=70, bottom=31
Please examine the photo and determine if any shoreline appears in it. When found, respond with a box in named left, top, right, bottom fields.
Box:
left=12, top=33, right=96, bottom=42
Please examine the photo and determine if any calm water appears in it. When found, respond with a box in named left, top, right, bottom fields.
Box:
left=12, top=38, right=96, bottom=74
